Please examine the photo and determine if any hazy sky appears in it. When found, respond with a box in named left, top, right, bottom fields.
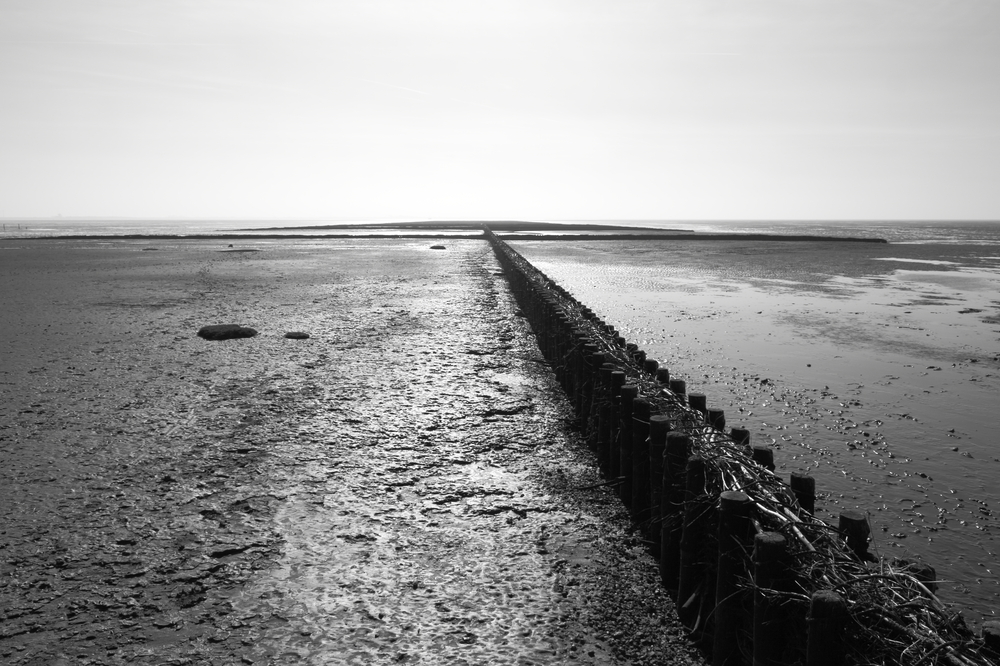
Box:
left=2, top=0, right=998, bottom=221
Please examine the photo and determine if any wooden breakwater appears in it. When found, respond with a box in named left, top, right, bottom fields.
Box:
left=485, top=229, right=999, bottom=666
left=489, top=233, right=888, bottom=243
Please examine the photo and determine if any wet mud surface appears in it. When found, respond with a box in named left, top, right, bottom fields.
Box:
left=515, top=239, right=1000, bottom=625
left=0, top=239, right=705, bottom=665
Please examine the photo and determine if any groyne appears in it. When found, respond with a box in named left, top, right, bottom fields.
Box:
left=489, top=233, right=888, bottom=243
left=485, top=228, right=998, bottom=666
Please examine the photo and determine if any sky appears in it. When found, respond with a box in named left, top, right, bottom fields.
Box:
left=1, top=0, right=998, bottom=222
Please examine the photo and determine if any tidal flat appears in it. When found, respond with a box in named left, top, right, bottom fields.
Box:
left=0, top=238, right=706, bottom=665
left=514, top=238, right=1000, bottom=625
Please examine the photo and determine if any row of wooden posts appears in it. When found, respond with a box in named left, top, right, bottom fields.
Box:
left=484, top=229, right=1000, bottom=666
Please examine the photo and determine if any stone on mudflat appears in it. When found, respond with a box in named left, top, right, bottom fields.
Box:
left=197, top=324, right=258, bottom=341
left=284, top=331, right=310, bottom=339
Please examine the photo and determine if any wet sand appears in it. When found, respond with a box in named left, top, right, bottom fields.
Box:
left=0, top=238, right=704, bottom=665
left=514, top=239, right=1000, bottom=625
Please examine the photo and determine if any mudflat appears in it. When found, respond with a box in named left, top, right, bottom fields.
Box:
left=0, top=238, right=704, bottom=665
left=514, top=238, right=1000, bottom=622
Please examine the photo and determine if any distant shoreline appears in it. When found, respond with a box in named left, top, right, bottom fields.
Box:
left=1, top=219, right=889, bottom=244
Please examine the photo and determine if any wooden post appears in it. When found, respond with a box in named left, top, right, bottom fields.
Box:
left=730, top=428, right=751, bottom=448
left=838, top=510, right=872, bottom=561
left=714, top=491, right=753, bottom=666
left=583, top=352, right=606, bottom=440
left=618, top=385, right=639, bottom=506
left=678, top=455, right=708, bottom=628
left=806, top=590, right=847, bottom=666
left=689, top=392, right=708, bottom=418
left=648, top=416, right=670, bottom=555
left=596, top=365, right=615, bottom=471
left=577, top=343, right=599, bottom=419
left=661, top=431, right=691, bottom=599
left=555, top=315, right=571, bottom=387
left=656, top=367, right=671, bottom=385
left=569, top=330, right=589, bottom=401
left=669, top=378, right=687, bottom=405
left=983, top=621, right=1000, bottom=654
left=708, top=408, right=726, bottom=431
left=753, top=533, right=789, bottom=666
left=608, top=371, right=627, bottom=480
left=752, top=446, right=775, bottom=472
left=631, top=398, right=652, bottom=523
left=643, top=358, right=659, bottom=376
left=790, top=473, right=816, bottom=515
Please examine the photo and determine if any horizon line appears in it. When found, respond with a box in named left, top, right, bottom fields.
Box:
left=2, top=217, right=999, bottom=224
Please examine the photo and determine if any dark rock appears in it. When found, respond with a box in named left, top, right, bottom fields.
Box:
left=197, top=325, right=258, bottom=341
left=284, top=331, right=310, bottom=339
left=430, top=245, right=446, bottom=250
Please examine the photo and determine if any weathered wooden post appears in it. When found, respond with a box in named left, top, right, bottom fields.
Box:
left=983, top=621, right=1000, bottom=654
left=618, top=384, right=639, bottom=505
left=714, top=491, right=753, bottom=666
left=790, top=473, right=816, bottom=515
left=577, top=343, right=599, bottom=419
left=730, top=428, right=751, bottom=448
left=669, top=378, right=687, bottom=405
left=752, top=446, right=775, bottom=472
left=631, top=398, right=652, bottom=523
left=608, top=371, right=627, bottom=480
left=753, top=533, right=789, bottom=666
left=584, top=352, right=607, bottom=440
left=708, top=408, right=726, bottom=431
left=569, top=330, right=589, bottom=402
left=649, top=415, right=671, bottom=559
left=839, top=510, right=872, bottom=561
left=544, top=302, right=557, bottom=360
left=689, top=392, right=708, bottom=419
left=555, top=315, right=571, bottom=387
left=678, top=456, right=709, bottom=630
left=534, top=297, right=549, bottom=358
left=661, top=431, right=691, bottom=599
left=806, top=590, right=847, bottom=666
left=596, top=364, right=615, bottom=469
left=643, top=358, right=659, bottom=376
left=656, top=367, right=671, bottom=385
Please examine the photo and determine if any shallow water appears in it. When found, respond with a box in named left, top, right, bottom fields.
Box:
left=514, top=236, right=1000, bottom=625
